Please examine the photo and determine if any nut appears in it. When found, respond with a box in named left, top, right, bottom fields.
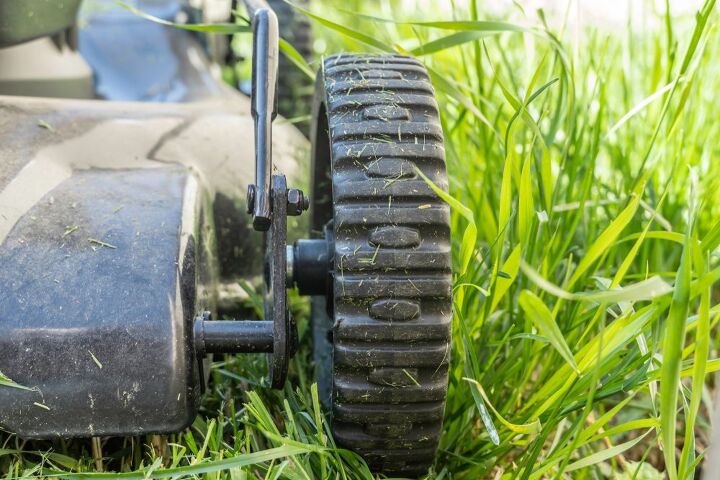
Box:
left=287, top=188, right=309, bottom=216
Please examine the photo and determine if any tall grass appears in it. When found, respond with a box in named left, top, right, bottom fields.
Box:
left=307, top=1, right=720, bottom=477
left=3, top=0, right=720, bottom=478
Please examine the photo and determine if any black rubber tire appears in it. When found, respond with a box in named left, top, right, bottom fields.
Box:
left=309, top=54, right=453, bottom=477
left=268, top=0, right=313, bottom=136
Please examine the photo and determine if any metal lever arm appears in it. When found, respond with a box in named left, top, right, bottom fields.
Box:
left=246, top=0, right=278, bottom=231
left=243, top=0, right=273, bottom=17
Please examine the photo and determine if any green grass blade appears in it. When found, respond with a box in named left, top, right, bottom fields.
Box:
left=327, top=8, right=530, bottom=33
left=568, top=188, right=643, bottom=288
left=700, top=217, right=720, bottom=252
left=427, top=66, right=502, bottom=140
left=578, top=277, right=671, bottom=303
left=0, top=370, right=33, bottom=392
left=410, top=31, right=490, bottom=56
left=117, top=1, right=250, bottom=33
left=660, top=229, right=693, bottom=480
left=605, top=79, right=677, bottom=138
left=564, top=429, right=653, bottom=473
left=287, top=2, right=390, bottom=51
left=519, top=290, right=579, bottom=374
left=464, top=378, right=541, bottom=435
left=47, top=446, right=311, bottom=478
left=518, top=154, right=534, bottom=246
left=678, top=256, right=710, bottom=478
left=416, top=168, right=477, bottom=278
left=279, top=38, right=315, bottom=79
left=521, top=261, right=671, bottom=303
left=490, top=245, right=522, bottom=312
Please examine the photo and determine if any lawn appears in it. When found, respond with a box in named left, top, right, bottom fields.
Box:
left=3, top=0, right=720, bottom=478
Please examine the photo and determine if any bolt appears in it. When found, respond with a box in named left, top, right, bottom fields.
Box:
left=246, top=184, right=256, bottom=214
left=286, top=245, right=295, bottom=288
left=287, top=188, right=309, bottom=216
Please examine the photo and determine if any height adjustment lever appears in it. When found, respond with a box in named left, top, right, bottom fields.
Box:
left=246, top=0, right=279, bottom=232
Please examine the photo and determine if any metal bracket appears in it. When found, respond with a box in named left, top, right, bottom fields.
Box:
left=195, top=176, right=297, bottom=388
left=265, top=174, right=296, bottom=387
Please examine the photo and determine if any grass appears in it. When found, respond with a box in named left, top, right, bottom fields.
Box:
left=3, top=0, right=720, bottom=478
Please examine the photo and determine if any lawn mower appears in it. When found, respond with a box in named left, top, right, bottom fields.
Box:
left=0, top=0, right=452, bottom=475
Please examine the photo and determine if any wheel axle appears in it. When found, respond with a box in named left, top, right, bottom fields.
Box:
left=288, top=238, right=331, bottom=296
left=194, top=319, right=274, bottom=355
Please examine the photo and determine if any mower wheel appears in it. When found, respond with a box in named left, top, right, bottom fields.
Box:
left=309, top=53, right=453, bottom=476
